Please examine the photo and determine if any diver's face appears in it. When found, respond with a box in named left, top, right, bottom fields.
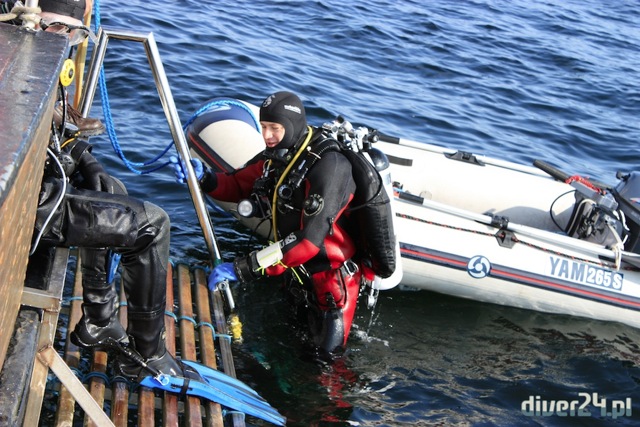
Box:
left=261, top=121, right=285, bottom=148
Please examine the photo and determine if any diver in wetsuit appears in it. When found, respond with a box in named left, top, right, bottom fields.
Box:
left=178, top=91, right=363, bottom=359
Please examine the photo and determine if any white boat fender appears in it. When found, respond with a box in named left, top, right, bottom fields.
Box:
left=185, top=97, right=264, bottom=172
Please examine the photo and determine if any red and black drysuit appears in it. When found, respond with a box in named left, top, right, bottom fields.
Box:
left=203, top=128, right=362, bottom=356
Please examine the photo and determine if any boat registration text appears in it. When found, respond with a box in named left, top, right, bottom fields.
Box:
left=548, top=256, right=623, bottom=291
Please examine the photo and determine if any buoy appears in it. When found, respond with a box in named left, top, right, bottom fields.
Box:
left=186, top=97, right=264, bottom=173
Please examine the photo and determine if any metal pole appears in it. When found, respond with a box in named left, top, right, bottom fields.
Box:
left=79, top=28, right=235, bottom=314
left=79, top=27, right=108, bottom=116
left=143, top=32, right=222, bottom=262
left=79, top=28, right=223, bottom=264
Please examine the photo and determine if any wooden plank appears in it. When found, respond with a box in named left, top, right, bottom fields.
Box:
left=22, top=248, right=70, bottom=427
left=111, top=286, right=129, bottom=427
left=37, top=347, right=114, bottom=427
left=86, top=349, right=108, bottom=427
left=137, top=386, right=155, bottom=427
left=161, top=262, right=179, bottom=426
left=211, top=291, right=237, bottom=380
left=211, top=289, right=245, bottom=427
left=193, top=268, right=224, bottom=427
left=40, top=261, right=230, bottom=426
left=55, top=255, right=84, bottom=426
left=177, top=264, right=203, bottom=426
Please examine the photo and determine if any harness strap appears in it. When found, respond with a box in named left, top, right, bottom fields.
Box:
left=340, top=259, right=359, bottom=277
left=271, top=126, right=316, bottom=240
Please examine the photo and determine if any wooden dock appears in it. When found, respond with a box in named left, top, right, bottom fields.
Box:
left=34, top=253, right=245, bottom=426
left=0, top=23, right=67, bottom=373
left=0, top=21, right=258, bottom=427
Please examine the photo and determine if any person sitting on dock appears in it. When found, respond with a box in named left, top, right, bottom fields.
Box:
left=32, top=128, right=188, bottom=379
left=34, top=139, right=288, bottom=425
left=174, top=91, right=362, bottom=360
left=25, top=6, right=174, bottom=374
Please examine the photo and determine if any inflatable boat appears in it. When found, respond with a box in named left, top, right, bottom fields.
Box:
left=184, top=98, right=640, bottom=330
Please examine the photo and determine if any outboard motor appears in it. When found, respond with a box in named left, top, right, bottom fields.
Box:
left=613, top=172, right=640, bottom=254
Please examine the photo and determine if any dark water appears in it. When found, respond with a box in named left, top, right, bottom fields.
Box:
left=82, top=0, right=640, bottom=425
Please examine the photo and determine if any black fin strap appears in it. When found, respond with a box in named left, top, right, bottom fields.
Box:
left=179, top=377, right=191, bottom=397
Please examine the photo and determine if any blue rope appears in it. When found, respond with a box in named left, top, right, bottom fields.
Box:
left=94, top=0, right=174, bottom=175
left=111, top=375, right=135, bottom=387
left=84, top=371, right=111, bottom=385
left=70, top=367, right=83, bottom=379
left=97, top=60, right=174, bottom=174
left=165, top=310, right=178, bottom=323
left=206, top=196, right=233, bottom=216
left=62, top=296, right=83, bottom=307
left=198, top=321, right=232, bottom=343
left=178, top=315, right=197, bottom=326
left=94, top=2, right=260, bottom=177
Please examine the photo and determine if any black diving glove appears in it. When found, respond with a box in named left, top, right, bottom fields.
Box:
left=199, top=169, right=218, bottom=193
left=233, top=251, right=262, bottom=284
left=77, top=151, right=112, bottom=192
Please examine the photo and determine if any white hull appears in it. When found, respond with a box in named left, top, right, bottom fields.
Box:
left=378, top=137, right=640, bottom=329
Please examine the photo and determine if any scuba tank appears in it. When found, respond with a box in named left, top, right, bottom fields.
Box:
left=323, top=118, right=403, bottom=296
left=364, top=147, right=403, bottom=291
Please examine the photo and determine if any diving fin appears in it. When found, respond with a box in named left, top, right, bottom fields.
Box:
left=116, top=341, right=286, bottom=425
left=139, top=366, right=286, bottom=426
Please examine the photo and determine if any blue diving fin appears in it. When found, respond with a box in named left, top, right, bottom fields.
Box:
left=138, top=360, right=286, bottom=426
left=114, top=339, right=286, bottom=425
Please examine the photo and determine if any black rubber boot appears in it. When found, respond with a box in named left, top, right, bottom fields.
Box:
left=114, top=202, right=176, bottom=380
left=308, top=306, right=346, bottom=360
left=70, top=248, right=128, bottom=349
left=116, top=312, right=182, bottom=380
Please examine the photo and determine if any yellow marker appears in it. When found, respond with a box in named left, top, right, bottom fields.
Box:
left=229, top=314, right=243, bottom=343
left=59, top=59, right=75, bottom=87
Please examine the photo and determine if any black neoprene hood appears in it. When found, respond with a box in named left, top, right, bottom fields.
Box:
left=259, top=91, right=307, bottom=149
